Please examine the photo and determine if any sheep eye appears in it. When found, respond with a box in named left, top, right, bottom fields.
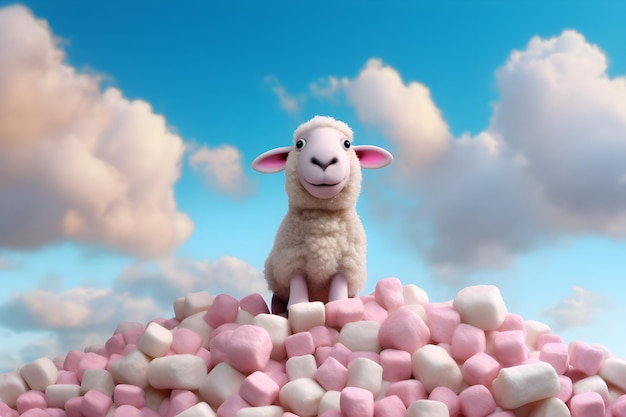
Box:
left=295, top=138, right=306, bottom=151
left=342, top=139, right=351, bottom=150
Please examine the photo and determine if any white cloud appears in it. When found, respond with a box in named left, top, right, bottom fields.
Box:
left=315, top=31, right=626, bottom=278
left=0, top=5, right=193, bottom=256
left=543, top=285, right=606, bottom=331
left=265, top=75, right=305, bottom=114
left=189, top=145, right=256, bottom=197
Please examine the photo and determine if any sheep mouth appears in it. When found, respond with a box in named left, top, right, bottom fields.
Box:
left=310, top=182, right=340, bottom=187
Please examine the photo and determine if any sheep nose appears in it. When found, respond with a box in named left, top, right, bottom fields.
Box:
left=311, top=156, right=338, bottom=171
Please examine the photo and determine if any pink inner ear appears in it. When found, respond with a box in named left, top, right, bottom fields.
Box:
left=354, top=145, right=393, bottom=169
left=252, top=146, right=292, bottom=173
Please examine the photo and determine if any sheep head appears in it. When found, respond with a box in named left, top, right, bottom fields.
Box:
left=252, top=116, right=393, bottom=210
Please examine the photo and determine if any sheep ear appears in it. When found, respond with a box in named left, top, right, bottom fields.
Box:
left=251, top=146, right=292, bottom=173
left=354, top=145, right=393, bottom=169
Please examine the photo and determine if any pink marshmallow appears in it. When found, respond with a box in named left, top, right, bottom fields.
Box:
left=171, top=327, right=203, bottom=355
left=374, top=277, right=405, bottom=311
left=309, top=326, right=339, bottom=348
left=196, top=347, right=212, bottom=370
left=62, top=350, right=84, bottom=373
left=18, top=410, right=47, bottom=417
left=341, top=387, right=374, bottom=417
left=123, top=327, right=144, bottom=345
left=378, top=308, right=430, bottom=353
left=450, top=323, right=486, bottom=362
left=374, top=395, right=406, bottom=417
left=43, top=408, right=68, bottom=417
left=325, top=298, right=364, bottom=328
left=56, top=371, right=79, bottom=385
left=216, top=394, right=249, bottom=417
left=315, top=346, right=332, bottom=366
left=105, top=333, right=126, bottom=356
left=239, top=293, right=270, bottom=316
left=497, top=313, right=526, bottom=332
left=264, top=359, right=289, bottom=389
left=239, top=371, right=279, bottom=407
left=569, top=341, right=604, bottom=376
left=570, top=391, right=605, bottom=417
left=428, top=386, right=460, bottom=417
left=226, top=324, right=273, bottom=373
left=77, top=352, right=108, bottom=381
left=425, top=303, right=460, bottom=344
left=64, top=396, right=83, bottom=417
left=80, top=389, right=112, bottom=417
left=208, top=326, right=235, bottom=366
left=362, top=300, right=389, bottom=323
left=327, top=342, right=351, bottom=367
left=536, top=333, right=564, bottom=349
left=113, top=384, right=146, bottom=408
left=540, top=342, right=569, bottom=375
left=204, top=294, right=239, bottom=328
left=557, top=375, right=573, bottom=402
left=163, top=318, right=181, bottom=330
left=112, top=404, right=143, bottom=417
left=612, top=395, right=626, bottom=417
left=493, top=330, right=528, bottom=367
left=167, top=389, right=198, bottom=417
left=0, top=403, right=18, bottom=417
left=16, top=391, right=46, bottom=414
left=385, top=380, right=427, bottom=408
left=348, top=351, right=380, bottom=364
left=459, top=385, right=497, bottom=417
left=380, top=349, right=412, bottom=382
left=315, top=356, right=348, bottom=392
left=461, top=352, right=501, bottom=387
left=285, top=332, right=316, bottom=358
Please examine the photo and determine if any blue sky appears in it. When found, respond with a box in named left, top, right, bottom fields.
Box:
left=0, top=0, right=625, bottom=372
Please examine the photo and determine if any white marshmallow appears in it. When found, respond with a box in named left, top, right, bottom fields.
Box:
left=491, top=361, right=560, bottom=409
left=347, top=357, right=383, bottom=397
left=19, top=357, right=58, bottom=391
left=236, top=309, right=254, bottom=325
left=173, top=297, right=186, bottom=320
left=148, top=354, right=207, bottom=390
left=236, top=405, right=284, bottom=417
left=184, top=291, right=214, bottom=317
left=318, top=390, right=341, bottom=415
left=199, top=362, right=246, bottom=407
left=412, top=344, right=463, bottom=394
left=252, top=313, right=292, bottom=360
left=45, top=384, right=82, bottom=408
left=403, top=284, right=429, bottom=306
left=405, top=399, right=449, bottom=417
left=525, top=320, right=551, bottom=350
left=173, top=401, right=217, bottom=417
left=137, top=322, right=173, bottom=358
left=286, top=354, right=318, bottom=380
left=289, top=301, right=326, bottom=333
left=279, top=378, right=325, bottom=417
left=0, top=372, right=28, bottom=407
left=573, top=375, right=610, bottom=406
left=109, top=349, right=151, bottom=389
left=80, top=368, right=115, bottom=396
left=339, top=321, right=381, bottom=353
left=600, top=357, right=626, bottom=392
left=453, top=285, right=507, bottom=331
left=179, top=311, right=214, bottom=349
left=529, top=397, right=570, bottom=417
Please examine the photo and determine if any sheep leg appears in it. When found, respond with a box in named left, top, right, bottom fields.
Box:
left=287, top=273, right=309, bottom=308
left=329, top=273, right=348, bottom=301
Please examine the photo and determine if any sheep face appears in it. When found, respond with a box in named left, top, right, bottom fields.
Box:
left=294, top=126, right=352, bottom=200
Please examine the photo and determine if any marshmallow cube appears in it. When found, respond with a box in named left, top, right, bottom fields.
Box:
left=204, top=294, right=239, bottom=328
left=530, top=397, right=571, bottom=417
left=179, top=312, right=214, bottom=349
left=491, top=361, right=560, bottom=409
left=340, top=386, right=374, bottom=417
left=612, top=395, right=626, bottom=417
left=339, top=321, right=381, bottom=353
left=285, top=332, right=315, bottom=358
left=405, top=400, right=449, bottom=417
left=239, top=371, right=279, bottom=407
left=237, top=405, right=284, bottom=417
left=403, top=284, right=429, bottom=306
left=309, top=326, right=339, bottom=348
left=171, top=327, right=203, bottom=355
left=168, top=389, right=199, bottom=417
left=412, top=344, right=463, bottom=394
left=315, top=357, right=348, bottom=392
left=20, top=357, right=58, bottom=391
left=428, top=386, right=460, bottom=417
left=252, top=313, right=291, bottom=360
left=81, top=389, right=112, bottom=417
left=239, top=293, right=270, bottom=316
left=425, top=304, right=460, bottom=344
left=113, top=384, right=146, bottom=408
left=379, top=308, right=430, bottom=354
left=16, top=391, right=46, bottom=414
left=318, top=390, right=341, bottom=415
left=380, top=349, right=412, bottom=382
left=570, top=392, right=605, bottom=417
left=45, top=383, right=81, bottom=408
left=147, top=354, right=207, bottom=390
left=459, top=384, right=496, bottom=417
left=569, top=341, right=604, bottom=376
left=539, top=342, right=569, bottom=375
left=461, top=351, right=501, bottom=387
left=80, top=368, right=114, bottom=396
left=112, top=405, right=143, bottom=417
left=600, top=358, right=626, bottom=391
left=556, top=375, right=573, bottom=403
left=216, top=394, right=248, bottom=417
left=453, top=285, right=507, bottom=331
left=289, top=302, right=326, bottom=333
left=385, top=380, right=427, bottom=408
left=493, top=330, right=528, bottom=367
left=136, top=322, right=173, bottom=359
left=373, top=395, right=406, bottom=417
left=279, top=378, right=325, bottom=417
left=450, top=323, right=486, bottom=362
left=374, top=278, right=405, bottom=311
left=347, top=357, right=383, bottom=397
left=498, top=313, right=526, bottom=332
left=0, top=372, right=28, bottom=407
left=226, top=325, right=273, bottom=374
left=362, top=300, right=389, bottom=323
left=183, top=291, right=214, bottom=317
left=105, top=333, right=126, bottom=356
left=199, top=362, right=246, bottom=407
left=524, top=320, right=551, bottom=350
left=175, top=401, right=217, bottom=417
left=573, top=375, right=609, bottom=406
left=77, top=352, right=108, bottom=381
left=325, top=298, right=364, bottom=328
left=286, top=355, right=318, bottom=380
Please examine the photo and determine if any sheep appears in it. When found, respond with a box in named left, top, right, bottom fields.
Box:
left=252, top=115, right=393, bottom=312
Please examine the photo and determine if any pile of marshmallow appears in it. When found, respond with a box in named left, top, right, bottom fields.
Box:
left=1, top=277, right=626, bottom=417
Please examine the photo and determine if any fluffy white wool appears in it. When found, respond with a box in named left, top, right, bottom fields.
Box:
left=292, top=116, right=354, bottom=143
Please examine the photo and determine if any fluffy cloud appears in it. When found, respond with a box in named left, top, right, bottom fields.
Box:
left=189, top=145, right=256, bottom=197
left=315, top=31, right=626, bottom=278
left=265, top=75, right=305, bottom=114
left=0, top=5, right=193, bottom=256
left=543, top=285, right=606, bottom=331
